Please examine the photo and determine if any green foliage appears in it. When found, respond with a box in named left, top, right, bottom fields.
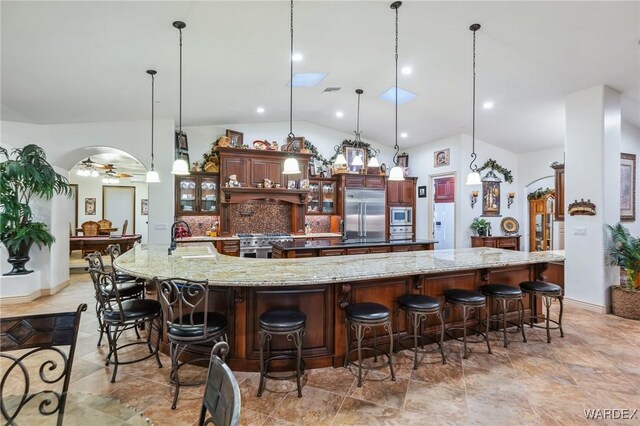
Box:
left=479, top=159, right=514, bottom=184
left=304, top=139, right=331, bottom=169
left=470, top=217, right=490, bottom=231
left=527, top=187, right=555, bottom=200
left=607, top=223, right=640, bottom=290
left=0, top=144, right=72, bottom=252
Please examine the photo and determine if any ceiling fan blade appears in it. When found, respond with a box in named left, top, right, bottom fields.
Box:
left=116, top=173, right=133, bottom=178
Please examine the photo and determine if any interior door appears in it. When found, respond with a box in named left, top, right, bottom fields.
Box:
left=103, top=186, right=135, bottom=235
left=433, top=176, right=455, bottom=250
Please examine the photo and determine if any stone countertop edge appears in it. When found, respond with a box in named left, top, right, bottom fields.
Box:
left=176, top=233, right=342, bottom=242
left=273, top=239, right=438, bottom=250
left=115, top=245, right=566, bottom=288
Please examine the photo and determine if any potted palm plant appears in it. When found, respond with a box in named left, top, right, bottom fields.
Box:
left=607, top=223, right=640, bottom=320
left=1, top=145, right=72, bottom=275
left=470, top=217, right=490, bottom=236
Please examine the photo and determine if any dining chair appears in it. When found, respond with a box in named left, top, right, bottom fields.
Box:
left=121, top=219, right=128, bottom=235
left=198, top=341, right=241, bottom=426
left=81, top=220, right=99, bottom=236
left=97, top=219, right=112, bottom=235
left=0, top=304, right=87, bottom=426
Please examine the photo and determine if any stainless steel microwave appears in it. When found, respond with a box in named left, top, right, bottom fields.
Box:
left=390, top=207, right=413, bottom=226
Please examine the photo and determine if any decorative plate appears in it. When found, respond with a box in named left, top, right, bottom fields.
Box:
left=253, top=140, right=270, bottom=150
left=500, top=217, right=519, bottom=235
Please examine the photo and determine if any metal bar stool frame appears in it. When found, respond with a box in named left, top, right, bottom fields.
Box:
left=444, top=297, right=492, bottom=359
left=481, top=288, right=527, bottom=348
left=257, top=323, right=305, bottom=398
left=343, top=315, right=396, bottom=388
left=394, top=302, right=446, bottom=369
left=522, top=287, right=564, bottom=343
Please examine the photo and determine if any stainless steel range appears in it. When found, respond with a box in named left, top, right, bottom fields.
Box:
left=237, top=233, right=293, bottom=258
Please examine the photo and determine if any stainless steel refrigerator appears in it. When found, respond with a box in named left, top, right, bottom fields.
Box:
left=344, top=189, right=386, bottom=241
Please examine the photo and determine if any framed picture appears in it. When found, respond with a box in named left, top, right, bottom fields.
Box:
left=397, top=153, right=409, bottom=168
left=621, top=153, right=636, bottom=221
left=308, top=160, right=317, bottom=177
left=70, top=184, right=78, bottom=230
left=226, top=129, right=244, bottom=147
left=141, top=199, right=149, bottom=216
left=177, top=150, right=190, bottom=166
left=85, top=197, right=96, bottom=215
left=418, top=185, right=427, bottom=198
left=434, top=149, right=450, bottom=167
left=176, top=131, right=188, bottom=150
left=345, top=146, right=367, bottom=173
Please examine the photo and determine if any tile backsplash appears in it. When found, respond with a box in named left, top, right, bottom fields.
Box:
left=230, top=204, right=291, bottom=235
left=177, top=216, right=220, bottom=236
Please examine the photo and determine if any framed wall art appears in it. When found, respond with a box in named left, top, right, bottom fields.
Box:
left=621, top=153, right=636, bottom=221
left=85, top=197, right=96, bottom=215
left=226, top=129, right=244, bottom=147
left=141, top=199, right=149, bottom=215
left=434, top=149, right=450, bottom=167
left=175, top=131, right=189, bottom=164
left=345, top=146, right=367, bottom=173
left=397, top=153, right=408, bottom=168
left=418, top=186, right=427, bottom=198
left=481, top=170, right=501, bottom=217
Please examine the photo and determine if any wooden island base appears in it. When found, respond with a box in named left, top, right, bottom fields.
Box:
left=147, top=261, right=563, bottom=372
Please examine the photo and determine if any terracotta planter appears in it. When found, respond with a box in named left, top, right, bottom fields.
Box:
left=610, top=285, right=640, bottom=320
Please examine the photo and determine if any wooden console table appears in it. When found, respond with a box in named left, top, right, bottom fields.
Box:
left=471, top=235, right=521, bottom=251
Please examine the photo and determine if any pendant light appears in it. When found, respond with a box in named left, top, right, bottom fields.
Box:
left=465, top=23, right=482, bottom=185
left=171, top=21, right=190, bottom=176
left=350, top=89, right=365, bottom=167
left=146, top=70, right=160, bottom=183
left=282, top=0, right=301, bottom=175
left=388, top=1, right=405, bottom=182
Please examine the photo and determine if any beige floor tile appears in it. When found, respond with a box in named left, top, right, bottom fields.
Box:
left=270, top=385, right=343, bottom=425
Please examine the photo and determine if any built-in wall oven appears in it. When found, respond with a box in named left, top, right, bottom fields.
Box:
left=389, top=225, right=413, bottom=240
left=238, top=233, right=293, bottom=258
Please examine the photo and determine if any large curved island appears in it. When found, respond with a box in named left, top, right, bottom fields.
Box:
left=115, top=244, right=564, bottom=371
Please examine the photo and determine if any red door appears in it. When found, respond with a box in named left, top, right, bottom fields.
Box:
left=434, top=177, right=455, bottom=203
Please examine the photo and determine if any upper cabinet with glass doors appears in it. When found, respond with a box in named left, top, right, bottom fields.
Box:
left=175, top=172, right=219, bottom=215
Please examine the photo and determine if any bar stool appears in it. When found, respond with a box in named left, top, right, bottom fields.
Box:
left=343, top=302, right=395, bottom=387
left=394, top=295, right=446, bottom=369
left=257, top=309, right=306, bottom=398
left=444, top=289, right=492, bottom=359
left=519, top=281, right=564, bottom=343
left=480, top=284, right=527, bottom=348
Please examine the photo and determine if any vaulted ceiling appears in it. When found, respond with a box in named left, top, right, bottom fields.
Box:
left=2, top=1, right=638, bottom=154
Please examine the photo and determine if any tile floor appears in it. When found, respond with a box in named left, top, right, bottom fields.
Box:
left=1, top=272, right=639, bottom=425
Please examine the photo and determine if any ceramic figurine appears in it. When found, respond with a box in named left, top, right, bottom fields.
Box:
left=228, top=174, right=240, bottom=187
left=271, top=141, right=278, bottom=150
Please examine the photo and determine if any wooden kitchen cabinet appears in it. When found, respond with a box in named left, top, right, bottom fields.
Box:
left=434, top=176, right=455, bottom=203
left=529, top=194, right=554, bottom=251
left=471, top=235, right=520, bottom=251
left=215, top=239, right=240, bottom=257
left=387, top=178, right=416, bottom=206
left=307, top=178, right=337, bottom=215
left=220, top=156, right=249, bottom=187
left=343, top=175, right=385, bottom=189
left=175, top=172, right=219, bottom=216
left=552, top=164, right=564, bottom=221
left=250, top=159, right=283, bottom=187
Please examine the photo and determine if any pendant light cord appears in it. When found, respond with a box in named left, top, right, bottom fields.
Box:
left=393, top=2, right=400, bottom=166
left=469, top=24, right=479, bottom=173
left=178, top=26, right=183, bottom=134
left=151, top=72, right=155, bottom=170
left=288, top=0, right=295, bottom=145
left=355, top=91, right=361, bottom=142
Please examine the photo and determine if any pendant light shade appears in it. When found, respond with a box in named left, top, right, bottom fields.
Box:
left=172, top=20, right=190, bottom=176
left=367, top=156, right=380, bottom=168
left=146, top=69, right=160, bottom=183
left=351, top=154, right=364, bottom=167
left=466, top=23, right=482, bottom=185
left=334, top=153, right=348, bottom=166
left=282, top=0, right=301, bottom=175
left=388, top=1, right=404, bottom=182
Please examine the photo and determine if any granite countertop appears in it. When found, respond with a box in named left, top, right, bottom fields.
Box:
left=114, top=244, right=565, bottom=287
left=272, top=239, right=437, bottom=251
left=176, top=233, right=342, bottom=243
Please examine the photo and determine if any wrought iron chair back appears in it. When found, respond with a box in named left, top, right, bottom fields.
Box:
left=86, top=251, right=106, bottom=271
left=0, top=304, right=87, bottom=426
left=157, top=278, right=211, bottom=341
left=106, top=244, right=122, bottom=269
left=199, top=341, right=241, bottom=426
left=89, top=268, right=126, bottom=322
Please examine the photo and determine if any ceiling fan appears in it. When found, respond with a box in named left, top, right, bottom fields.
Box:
left=102, top=164, right=132, bottom=178
left=76, top=157, right=131, bottom=179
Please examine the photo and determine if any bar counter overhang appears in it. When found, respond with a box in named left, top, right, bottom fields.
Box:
left=115, top=244, right=565, bottom=371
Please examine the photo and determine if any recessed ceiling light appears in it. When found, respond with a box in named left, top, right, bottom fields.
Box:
left=482, top=101, right=494, bottom=109
left=292, top=53, right=303, bottom=61
left=400, top=132, right=408, bottom=138
left=401, top=66, right=412, bottom=75
left=256, top=107, right=265, bottom=114
left=336, top=111, right=344, bottom=118
left=379, top=87, right=418, bottom=104
left=289, top=73, right=327, bottom=87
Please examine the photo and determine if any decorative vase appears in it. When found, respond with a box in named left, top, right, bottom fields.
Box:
left=4, top=240, right=34, bottom=276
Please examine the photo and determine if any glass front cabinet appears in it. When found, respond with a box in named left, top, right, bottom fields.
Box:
left=307, top=178, right=336, bottom=215
left=529, top=193, right=554, bottom=251
left=175, top=172, right=219, bottom=215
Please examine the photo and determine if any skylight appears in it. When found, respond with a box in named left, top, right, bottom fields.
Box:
left=289, top=73, right=327, bottom=87
left=379, top=87, right=418, bottom=104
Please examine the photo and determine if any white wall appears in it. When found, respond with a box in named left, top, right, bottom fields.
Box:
left=70, top=175, right=149, bottom=244
left=183, top=120, right=397, bottom=174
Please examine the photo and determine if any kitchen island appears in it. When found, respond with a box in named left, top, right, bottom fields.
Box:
left=115, top=244, right=564, bottom=371
left=271, top=239, right=437, bottom=258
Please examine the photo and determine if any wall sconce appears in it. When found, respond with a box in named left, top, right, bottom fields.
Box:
left=507, top=192, right=515, bottom=209
left=471, top=191, right=479, bottom=208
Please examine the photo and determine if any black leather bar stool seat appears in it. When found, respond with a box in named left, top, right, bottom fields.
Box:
left=344, top=302, right=395, bottom=387
left=168, top=312, right=227, bottom=338
left=395, top=295, right=446, bottom=369
left=444, top=289, right=492, bottom=359
left=480, top=284, right=527, bottom=348
left=258, top=309, right=306, bottom=398
left=519, top=281, right=564, bottom=343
